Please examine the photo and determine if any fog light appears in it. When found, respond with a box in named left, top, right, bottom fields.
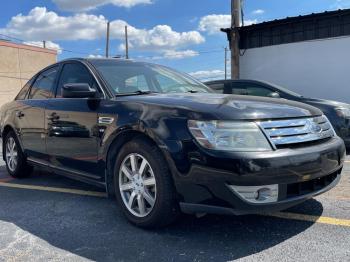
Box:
left=228, top=184, right=279, bottom=204
left=256, top=188, right=272, bottom=201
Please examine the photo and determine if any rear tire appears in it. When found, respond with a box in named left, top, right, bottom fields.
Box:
left=114, top=138, right=179, bottom=228
left=3, top=131, right=33, bottom=178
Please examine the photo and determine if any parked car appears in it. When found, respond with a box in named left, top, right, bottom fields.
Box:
left=205, top=79, right=350, bottom=147
left=0, top=59, right=345, bottom=228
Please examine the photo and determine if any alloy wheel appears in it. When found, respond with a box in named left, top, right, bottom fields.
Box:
left=119, top=153, right=157, bottom=217
left=5, top=137, right=18, bottom=172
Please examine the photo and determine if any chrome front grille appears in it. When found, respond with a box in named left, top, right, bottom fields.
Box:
left=258, top=116, right=335, bottom=147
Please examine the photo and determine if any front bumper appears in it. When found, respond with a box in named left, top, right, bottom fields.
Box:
left=180, top=170, right=341, bottom=215
left=167, top=137, right=345, bottom=215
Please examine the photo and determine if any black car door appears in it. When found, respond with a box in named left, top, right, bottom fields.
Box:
left=45, top=62, right=102, bottom=181
left=16, top=66, right=59, bottom=163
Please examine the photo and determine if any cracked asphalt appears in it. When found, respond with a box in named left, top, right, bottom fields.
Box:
left=0, top=141, right=349, bottom=262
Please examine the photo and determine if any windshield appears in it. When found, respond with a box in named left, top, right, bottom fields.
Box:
left=89, top=60, right=212, bottom=95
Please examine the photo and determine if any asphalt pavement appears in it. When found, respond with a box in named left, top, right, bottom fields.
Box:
left=0, top=140, right=349, bottom=262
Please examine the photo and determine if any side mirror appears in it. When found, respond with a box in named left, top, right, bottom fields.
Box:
left=62, top=83, right=97, bottom=98
left=268, top=92, right=280, bottom=98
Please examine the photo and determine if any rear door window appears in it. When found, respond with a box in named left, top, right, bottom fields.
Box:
left=28, top=66, right=59, bottom=100
left=16, top=78, right=34, bottom=100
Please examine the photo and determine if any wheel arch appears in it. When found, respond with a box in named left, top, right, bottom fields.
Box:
left=104, top=128, right=170, bottom=197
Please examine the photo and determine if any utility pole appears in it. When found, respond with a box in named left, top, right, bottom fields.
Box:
left=224, top=47, right=228, bottom=80
left=231, top=0, right=241, bottom=79
left=125, top=25, right=129, bottom=59
left=43, top=40, right=46, bottom=49
left=106, top=21, right=110, bottom=58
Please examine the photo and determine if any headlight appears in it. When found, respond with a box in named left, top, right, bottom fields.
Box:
left=188, top=120, right=272, bottom=151
left=335, top=107, right=350, bottom=118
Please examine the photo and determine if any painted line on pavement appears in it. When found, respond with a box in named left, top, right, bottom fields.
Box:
left=266, top=212, right=350, bottom=227
left=0, top=177, right=14, bottom=182
left=0, top=181, right=349, bottom=227
left=0, top=182, right=107, bottom=198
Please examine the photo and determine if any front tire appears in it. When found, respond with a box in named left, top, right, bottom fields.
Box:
left=4, top=131, right=32, bottom=178
left=114, top=138, right=179, bottom=228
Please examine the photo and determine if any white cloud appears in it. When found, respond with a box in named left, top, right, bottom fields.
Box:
left=116, top=23, right=204, bottom=50
left=23, top=40, right=62, bottom=54
left=52, top=0, right=152, bottom=11
left=162, top=50, right=199, bottom=59
left=331, top=0, right=350, bottom=9
left=88, top=54, right=104, bottom=58
left=252, top=9, right=265, bottom=15
left=243, top=19, right=258, bottom=26
left=0, top=7, right=205, bottom=51
left=148, top=50, right=199, bottom=60
left=1, top=7, right=107, bottom=41
left=199, top=14, right=231, bottom=34
left=198, top=14, right=258, bottom=34
left=189, top=69, right=225, bottom=81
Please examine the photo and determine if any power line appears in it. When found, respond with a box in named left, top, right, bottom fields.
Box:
left=0, top=32, right=226, bottom=60
left=0, top=33, right=97, bottom=56
left=137, top=49, right=224, bottom=60
left=0, top=32, right=233, bottom=79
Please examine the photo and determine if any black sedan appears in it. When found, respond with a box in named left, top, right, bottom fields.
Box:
left=205, top=79, right=350, bottom=147
left=0, top=59, right=345, bottom=228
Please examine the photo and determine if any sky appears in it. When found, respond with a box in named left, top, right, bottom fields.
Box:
left=0, top=0, right=349, bottom=80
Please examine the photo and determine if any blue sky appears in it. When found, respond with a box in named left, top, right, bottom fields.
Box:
left=0, top=0, right=349, bottom=79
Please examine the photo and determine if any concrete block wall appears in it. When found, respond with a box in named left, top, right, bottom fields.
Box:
left=0, top=41, right=57, bottom=107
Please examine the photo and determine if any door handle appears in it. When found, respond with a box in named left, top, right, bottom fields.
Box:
left=46, top=112, right=60, bottom=121
left=16, top=111, right=24, bottom=118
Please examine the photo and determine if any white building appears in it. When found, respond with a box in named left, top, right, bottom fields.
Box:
left=238, top=9, right=350, bottom=103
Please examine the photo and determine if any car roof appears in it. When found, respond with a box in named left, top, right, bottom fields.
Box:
left=205, top=79, right=265, bottom=84
left=205, top=79, right=269, bottom=87
left=60, top=57, right=155, bottom=67
left=61, top=57, right=125, bottom=61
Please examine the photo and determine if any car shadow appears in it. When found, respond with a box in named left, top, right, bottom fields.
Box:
left=0, top=167, right=324, bottom=261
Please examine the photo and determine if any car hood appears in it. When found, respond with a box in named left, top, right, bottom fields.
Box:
left=119, top=93, right=321, bottom=120
left=301, top=97, right=350, bottom=108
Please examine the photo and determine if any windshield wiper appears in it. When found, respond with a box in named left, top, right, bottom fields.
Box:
left=115, top=90, right=159, bottom=96
left=187, top=90, right=199, bottom=93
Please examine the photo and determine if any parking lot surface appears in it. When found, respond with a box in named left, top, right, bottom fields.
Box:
left=0, top=141, right=349, bottom=262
